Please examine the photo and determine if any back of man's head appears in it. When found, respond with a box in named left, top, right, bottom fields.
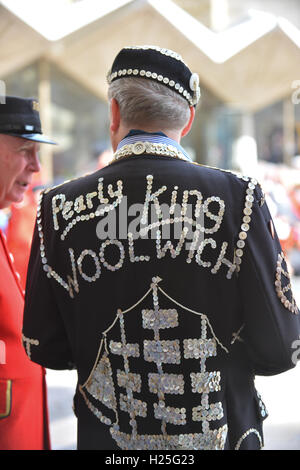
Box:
left=108, top=77, right=190, bottom=132
left=107, top=46, right=201, bottom=134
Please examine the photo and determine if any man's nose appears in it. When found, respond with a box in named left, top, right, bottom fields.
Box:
left=28, top=149, right=41, bottom=173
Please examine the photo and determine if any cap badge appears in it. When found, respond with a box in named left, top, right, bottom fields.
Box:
left=32, top=101, right=39, bottom=111
left=189, top=73, right=199, bottom=91
left=189, top=73, right=201, bottom=106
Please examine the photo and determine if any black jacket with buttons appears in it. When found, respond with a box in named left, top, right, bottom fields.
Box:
left=22, top=152, right=300, bottom=450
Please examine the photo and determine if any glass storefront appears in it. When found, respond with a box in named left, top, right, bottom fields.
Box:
left=4, top=61, right=109, bottom=183
left=49, top=64, right=110, bottom=181
left=4, top=59, right=299, bottom=180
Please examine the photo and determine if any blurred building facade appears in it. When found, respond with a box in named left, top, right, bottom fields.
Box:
left=1, top=0, right=300, bottom=183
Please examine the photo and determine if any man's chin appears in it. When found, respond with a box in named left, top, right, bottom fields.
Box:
left=10, top=189, right=27, bottom=205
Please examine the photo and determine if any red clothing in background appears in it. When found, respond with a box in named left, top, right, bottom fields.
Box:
left=6, top=184, right=39, bottom=291
left=0, top=229, right=50, bottom=449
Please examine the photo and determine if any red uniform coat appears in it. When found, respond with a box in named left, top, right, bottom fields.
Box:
left=0, top=229, right=50, bottom=450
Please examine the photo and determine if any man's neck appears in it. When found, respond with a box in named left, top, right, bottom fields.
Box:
left=111, top=126, right=182, bottom=152
left=120, top=127, right=181, bottom=144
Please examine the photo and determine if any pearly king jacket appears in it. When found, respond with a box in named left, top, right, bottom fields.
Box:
left=22, top=133, right=300, bottom=450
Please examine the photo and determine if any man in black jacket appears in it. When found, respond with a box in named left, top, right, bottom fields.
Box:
left=23, top=46, right=300, bottom=450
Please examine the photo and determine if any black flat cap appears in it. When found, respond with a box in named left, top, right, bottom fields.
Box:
left=107, top=45, right=201, bottom=107
left=0, top=96, right=56, bottom=144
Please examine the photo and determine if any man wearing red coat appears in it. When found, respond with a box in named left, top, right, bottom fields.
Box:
left=0, top=96, right=55, bottom=449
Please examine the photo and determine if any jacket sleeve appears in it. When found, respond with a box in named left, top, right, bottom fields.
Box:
left=22, top=193, right=75, bottom=370
left=237, top=184, right=300, bottom=376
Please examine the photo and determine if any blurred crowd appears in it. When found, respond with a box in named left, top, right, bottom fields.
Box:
left=256, top=160, right=300, bottom=276
left=2, top=155, right=300, bottom=290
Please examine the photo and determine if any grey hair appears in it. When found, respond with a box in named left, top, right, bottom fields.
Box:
left=108, top=77, right=190, bottom=131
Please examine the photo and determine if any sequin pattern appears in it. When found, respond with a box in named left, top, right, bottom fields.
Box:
left=37, top=146, right=266, bottom=299
left=148, top=373, right=184, bottom=395
left=113, top=142, right=189, bottom=163
left=85, top=355, right=117, bottom=411
left=275, top=252, right=298, bottom=314
left=79, top=277, right=228, bottom=450
left=22, top=334, right=39, bottom=359
left=235, top=428, right=263, bottom=450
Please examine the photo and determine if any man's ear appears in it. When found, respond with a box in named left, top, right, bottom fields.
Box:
left=181, top=106, right=195, bottom=138
left=110, top=98, right=121, bottom=133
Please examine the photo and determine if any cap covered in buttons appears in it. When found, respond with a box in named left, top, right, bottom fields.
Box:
left=107, top=45, right=201, bottom=107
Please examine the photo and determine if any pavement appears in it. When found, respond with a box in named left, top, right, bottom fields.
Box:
left=46, top=277, right=300, bottom=451
left=46, top=368, right=77, bottom=450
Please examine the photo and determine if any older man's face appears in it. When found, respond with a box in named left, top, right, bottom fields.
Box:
left=0, top=134, right=40, bottom=209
